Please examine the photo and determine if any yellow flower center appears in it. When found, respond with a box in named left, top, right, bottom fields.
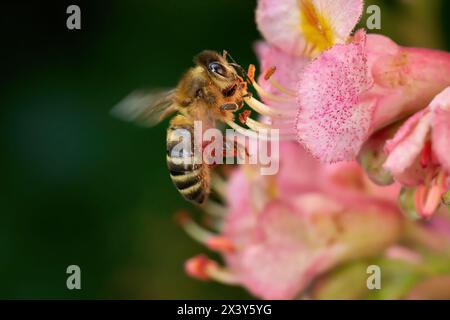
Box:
left=298, top=0, right=335, bottom=53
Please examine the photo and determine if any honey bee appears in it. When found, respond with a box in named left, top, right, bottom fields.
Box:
left=112, top=50, right=249, bottom=205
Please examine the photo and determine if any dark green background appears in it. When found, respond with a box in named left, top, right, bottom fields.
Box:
left=1, top=0, right=449, bottom=299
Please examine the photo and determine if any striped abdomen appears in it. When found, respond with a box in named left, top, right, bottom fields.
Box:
left=166, top=117, right=210, bottom=205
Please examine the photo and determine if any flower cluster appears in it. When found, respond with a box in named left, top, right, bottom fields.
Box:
left=180, top=0, right=450, bottom=299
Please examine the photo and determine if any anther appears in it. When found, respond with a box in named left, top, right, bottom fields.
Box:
left=239, top=110, right=252, bottom=124
left=264, top=66, right=277, bottom=81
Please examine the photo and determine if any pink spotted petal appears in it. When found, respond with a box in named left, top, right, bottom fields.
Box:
left=430, top=87, right=450, bottom=173
left=296, top=31, right=374, bottom=163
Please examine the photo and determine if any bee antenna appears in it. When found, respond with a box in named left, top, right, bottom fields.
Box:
left=222, top=50, right=229, bottom=59
left=223, top=50, right=251, bottom=84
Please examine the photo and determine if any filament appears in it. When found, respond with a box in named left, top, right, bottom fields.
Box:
left=269, top=78, right=297, bottom=97
left=211, top=174, right=227, bottom=199
left=226, top=120, right=276, bottom=141
left=204, top=201, right=227, bottom=218
left=207, top=266, right=240, bottom=285
left=245, top=117, right=272, bottom=130
left=227, top=119, right=296, bottom=141
left=244, top=97, right=295, bottom=118
left=177, top=212, right=235, bottom=252
left=246, top=117, right=296, bottom=139
left=180, top=215, right=216, bottom=244
left=251, top=80, right=294, bottom=103
left=422, top=184, right=443, bottom=218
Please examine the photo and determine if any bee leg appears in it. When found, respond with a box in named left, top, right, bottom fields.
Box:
left=242, top=92, right=252, bottom=99
left=220, top=102, right=239, bottom=112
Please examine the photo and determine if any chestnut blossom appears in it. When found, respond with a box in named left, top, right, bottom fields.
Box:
left=384, top=87, right=450, bottom=218
left=233, top=0, right=364, bottom=141
left=295, top=30, right=450, bottom=164
left=181, top=143, right=402, bottom=299
left=175, top=0, right=450, bottom=300
left=256, top=0, right=363, bottom=57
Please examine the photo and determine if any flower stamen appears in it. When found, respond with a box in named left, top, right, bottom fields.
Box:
left=244, top=96, right=295, bottom=118
left=245, top=117, right=297, bottom=139
left=204, top=201, right=227, bottom=218
left=264, top=66, right=277, bottom=81
left=414, top=169, right=448, bottom=218
left=176, top=211, right=235, bottom=253
left=251, top=80, right=294, bottom=103
left=226, top=119, right=294, bottom=141
left=211, top=174, right=227, bottom=199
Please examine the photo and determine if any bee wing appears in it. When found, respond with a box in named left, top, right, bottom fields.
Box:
left=111, top=89, right=177, bottom=127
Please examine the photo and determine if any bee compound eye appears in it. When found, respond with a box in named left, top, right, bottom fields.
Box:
left=208, top=62, right=226, bottom=77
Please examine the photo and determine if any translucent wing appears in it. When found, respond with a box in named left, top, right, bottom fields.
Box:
left=111, top=89, right=177, bottom=127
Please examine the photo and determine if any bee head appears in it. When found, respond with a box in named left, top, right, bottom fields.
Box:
left=195, top=50, right=239, bottom=89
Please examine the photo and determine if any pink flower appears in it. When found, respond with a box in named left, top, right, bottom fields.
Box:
left=256, top=0, right=363, bottom=56
left=383, top=87, right=450, bottom=218
left=181, top=143, right=402, bottom=299
left=295, top=30, right=450, bottom=164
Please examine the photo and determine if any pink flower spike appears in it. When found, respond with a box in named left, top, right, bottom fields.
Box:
left=430, top=87, right=450, bottom=173
left=256, top=0, right=363, bottom=56
left=296, top=30, right=373, bottom=163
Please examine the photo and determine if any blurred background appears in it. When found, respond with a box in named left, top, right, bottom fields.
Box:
left=1, top=0, right=449, bottom=299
